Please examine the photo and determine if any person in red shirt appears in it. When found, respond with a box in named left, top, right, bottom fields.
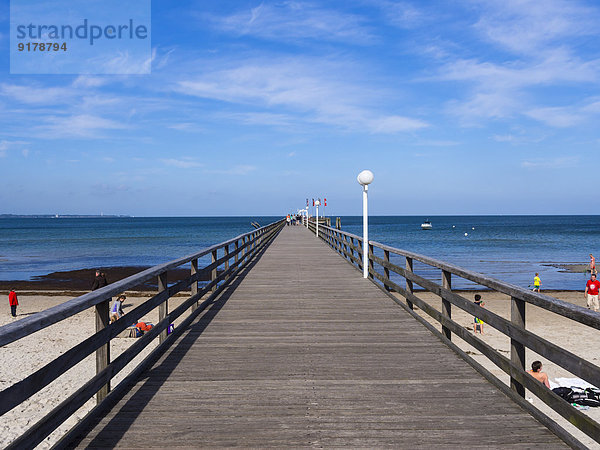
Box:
left=585, top=274, right=600, bottom=312
left=8, top=289, right=18, bottom=317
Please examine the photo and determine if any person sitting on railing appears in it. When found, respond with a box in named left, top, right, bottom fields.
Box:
left=527, top=360, right=550, bottom=388
left=473, top=294, right=485, bottom=334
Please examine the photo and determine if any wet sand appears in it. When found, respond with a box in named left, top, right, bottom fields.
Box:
left=0, top=266, right=217, bottom=294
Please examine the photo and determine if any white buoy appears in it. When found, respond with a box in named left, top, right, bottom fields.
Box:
left=464, top=232, right=468, bottom=236
left=472, top=227, right=475, bottom=230
left=452, top=225, right=455, bottom=228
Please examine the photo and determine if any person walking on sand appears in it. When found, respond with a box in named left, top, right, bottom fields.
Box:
left=91, top=269, right=108, bottom=291
left=8, top=289, right=18, bottom=317
left=585, top=273, right=600, bottom=312
left=591, top=254, right=597, bottom=275
left=473, top=294, right=485, bottom=334
left=527, top=360, right=550, bottom=388
left=533, top=273, right=541, bottom=292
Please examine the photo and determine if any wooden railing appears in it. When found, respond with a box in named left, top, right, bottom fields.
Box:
left=0, top=219, right=285, bottom=449
left=308, top=220, right=600, bottom=447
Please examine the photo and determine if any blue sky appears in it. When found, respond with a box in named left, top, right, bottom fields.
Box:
left=1, top=0, right=599, bottom=216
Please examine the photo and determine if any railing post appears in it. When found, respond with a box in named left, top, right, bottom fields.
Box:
left=441, top=270, right=452, bottom=340
left=211, top=249, right=218, bottom=293
left=405, top=257, right=414, bottom=310
left=235, top=240, right=240, bottom=265
left=350, top=237, right=355, bottom=262
left=368, top=243, right=374, bottom=279
left=511, top=296, right=526, bottom=397
left=158, top=272, right=168, bottom=344
left=224, top=244, right=230, bottom=276
left=95, top=298, right=110, bottom=403
left=357, top=239, right=363, bottom=271
left=191, top=258, right=199, bottom=312
left=384, top=250, right=391, bottom=291
left=243, top=236, right=248, bottom=262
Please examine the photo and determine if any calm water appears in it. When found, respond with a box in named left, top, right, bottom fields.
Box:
left=0, top=215, right=598, bottom=290
left=339, top=215, right=599, bottom=290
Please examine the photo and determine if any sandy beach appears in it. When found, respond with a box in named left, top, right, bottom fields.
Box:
left=1, top=289, right=599, bottom=449
left=408, top=289, right=600, bottom=449
left=0, top=291, right=198, bottom=449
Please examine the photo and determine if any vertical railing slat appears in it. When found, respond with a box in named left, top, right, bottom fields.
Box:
left=511, top=296, right=526, bottom=397
left=158, top=271, right=168, bottom=344
left=441, top=270, right=452, bottom=340
left=95, top=298, right=110, bottom=403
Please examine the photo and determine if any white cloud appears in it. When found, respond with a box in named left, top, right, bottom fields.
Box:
left=72, top=76, right=110, bottom=88
left=211, top=2, right=375, bottom=44
left=38, top=114, right=128, bottom=138
left=209, top=165, right=257, bottom=175
left=521, top=156, right=579, bottom=169
left=473, top=0, right=600, bottom=56
left=375, top=0, right=426, bottom=28
left=0, top=140, right=29, bottom=157
left=368, top=115, right=428, bottom=133
left=525, top=106, right=584, bottom=128
left=174, top=58, right=426, bottom=134
left=0, top=83, right=75, bottom=105
left=160, top=158, right=203, bottom=169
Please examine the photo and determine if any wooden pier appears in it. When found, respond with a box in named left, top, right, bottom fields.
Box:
left=66, top=226, right=566, bottom=448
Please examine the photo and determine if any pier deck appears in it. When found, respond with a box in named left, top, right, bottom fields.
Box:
left=71, top=226, right=565, bottom=448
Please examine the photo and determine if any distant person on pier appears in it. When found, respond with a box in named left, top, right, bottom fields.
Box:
left=473, top=294, right=485, bottom=334
left=8, top=289, right=18, bottom=317
left=91, top=269, right=108, bottom=291
left=585, top=273, right=600, bottom=312
left=591, top=254, right=597, bottom=275
left=286, top=215, right=291, bottom=226
left=533, top=273, right=541, bottom=292
left=527, top=360, right=550, bottom=388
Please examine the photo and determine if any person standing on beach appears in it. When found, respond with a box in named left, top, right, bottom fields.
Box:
left=8, top=289, right=18, bottom=317
left=473, top=294, right=485, bottom=334
left=591, top=254, right=597, bottom=275
left=91, top=270, right=108, bottom=291
left=585, top=273, right=600, bottom=312
left=533, top=273, right=541, bottom=292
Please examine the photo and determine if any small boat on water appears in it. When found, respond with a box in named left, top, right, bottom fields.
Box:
left=421, top=219, right=432, bottom=230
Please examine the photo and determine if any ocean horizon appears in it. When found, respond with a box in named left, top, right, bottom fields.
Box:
left=1, top=215, right=598, bottom=291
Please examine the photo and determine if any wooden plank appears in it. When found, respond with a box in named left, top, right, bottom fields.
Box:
left=68, top=226, right=569, bottom=449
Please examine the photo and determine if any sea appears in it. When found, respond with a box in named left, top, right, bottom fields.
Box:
left=0, top=215, right=598, bottom=290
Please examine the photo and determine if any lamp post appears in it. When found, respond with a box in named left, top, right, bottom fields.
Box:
left=314, top=199, right=321, bottom=237
left=305, top=207, right=309, bottom=228
left=357, top=170, right=374, bottom=278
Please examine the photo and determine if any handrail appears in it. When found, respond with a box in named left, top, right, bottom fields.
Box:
left=309, top=220, right=600, bottom=446
left=0, top=218, right=286, bottom=449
